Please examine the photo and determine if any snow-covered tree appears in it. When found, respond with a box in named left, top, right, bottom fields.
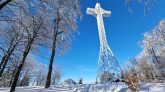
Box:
left=9, top=0, right=50, bottom=91
left=152, top=19, right=165, bottom=82
left=32, top=63, right=47, bottom=86
left=41, top=0, right=81, bottom=88
left=0, top=25, right=21, bottom=77
left=18, top=56, right=36, bottom=86
left=140, top=32, right=159, bottom=64
left=153, top=20, right=165, bottom=43
left=51, top=65, right=62, bottom=85
left=125, top=19, right=165, bottom=84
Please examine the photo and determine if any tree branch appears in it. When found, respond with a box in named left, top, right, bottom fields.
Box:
left=57, top=31, right=63, bottom=35
left=0, top=0, right=13, bottom=10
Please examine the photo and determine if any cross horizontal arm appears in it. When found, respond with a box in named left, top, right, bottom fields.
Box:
left=87, top=8, right=97, bottom=17
left=101, top=8, right=111, bottom=17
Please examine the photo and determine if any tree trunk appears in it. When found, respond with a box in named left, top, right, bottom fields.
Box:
left=10, top=39, right=33, bottom=92
left=45, top=48, right=55, bottom=88
left=151, top=48, right=159, bottom=64
left=0, top=0, right=12, bottom=10
left=45, top=15, right=59, bottom=88
left=45, top=28, right=57, bottom=88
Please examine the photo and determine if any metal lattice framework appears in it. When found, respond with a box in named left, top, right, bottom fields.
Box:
left=87, top=3, right=122, bottom=83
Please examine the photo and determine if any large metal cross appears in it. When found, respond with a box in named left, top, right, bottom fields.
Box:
left=87, top=3, right=122, bottom=83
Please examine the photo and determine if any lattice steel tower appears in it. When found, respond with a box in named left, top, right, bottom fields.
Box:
left=87, top=3, right=122, bottom=83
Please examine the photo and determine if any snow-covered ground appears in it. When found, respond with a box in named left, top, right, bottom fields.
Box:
left=0, top=83, right=165, bottom=92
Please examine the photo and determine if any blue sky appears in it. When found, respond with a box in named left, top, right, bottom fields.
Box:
left=38, top=0, right=165, bottom=83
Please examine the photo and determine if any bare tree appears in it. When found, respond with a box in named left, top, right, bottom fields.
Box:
left=124, top=59, right=141, bottom=91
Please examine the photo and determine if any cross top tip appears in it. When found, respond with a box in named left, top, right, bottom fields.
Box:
left=95, top=3, right=101, bottom=8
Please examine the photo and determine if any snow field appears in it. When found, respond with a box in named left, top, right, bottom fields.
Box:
left=0, top=83, right=165, bottom=92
